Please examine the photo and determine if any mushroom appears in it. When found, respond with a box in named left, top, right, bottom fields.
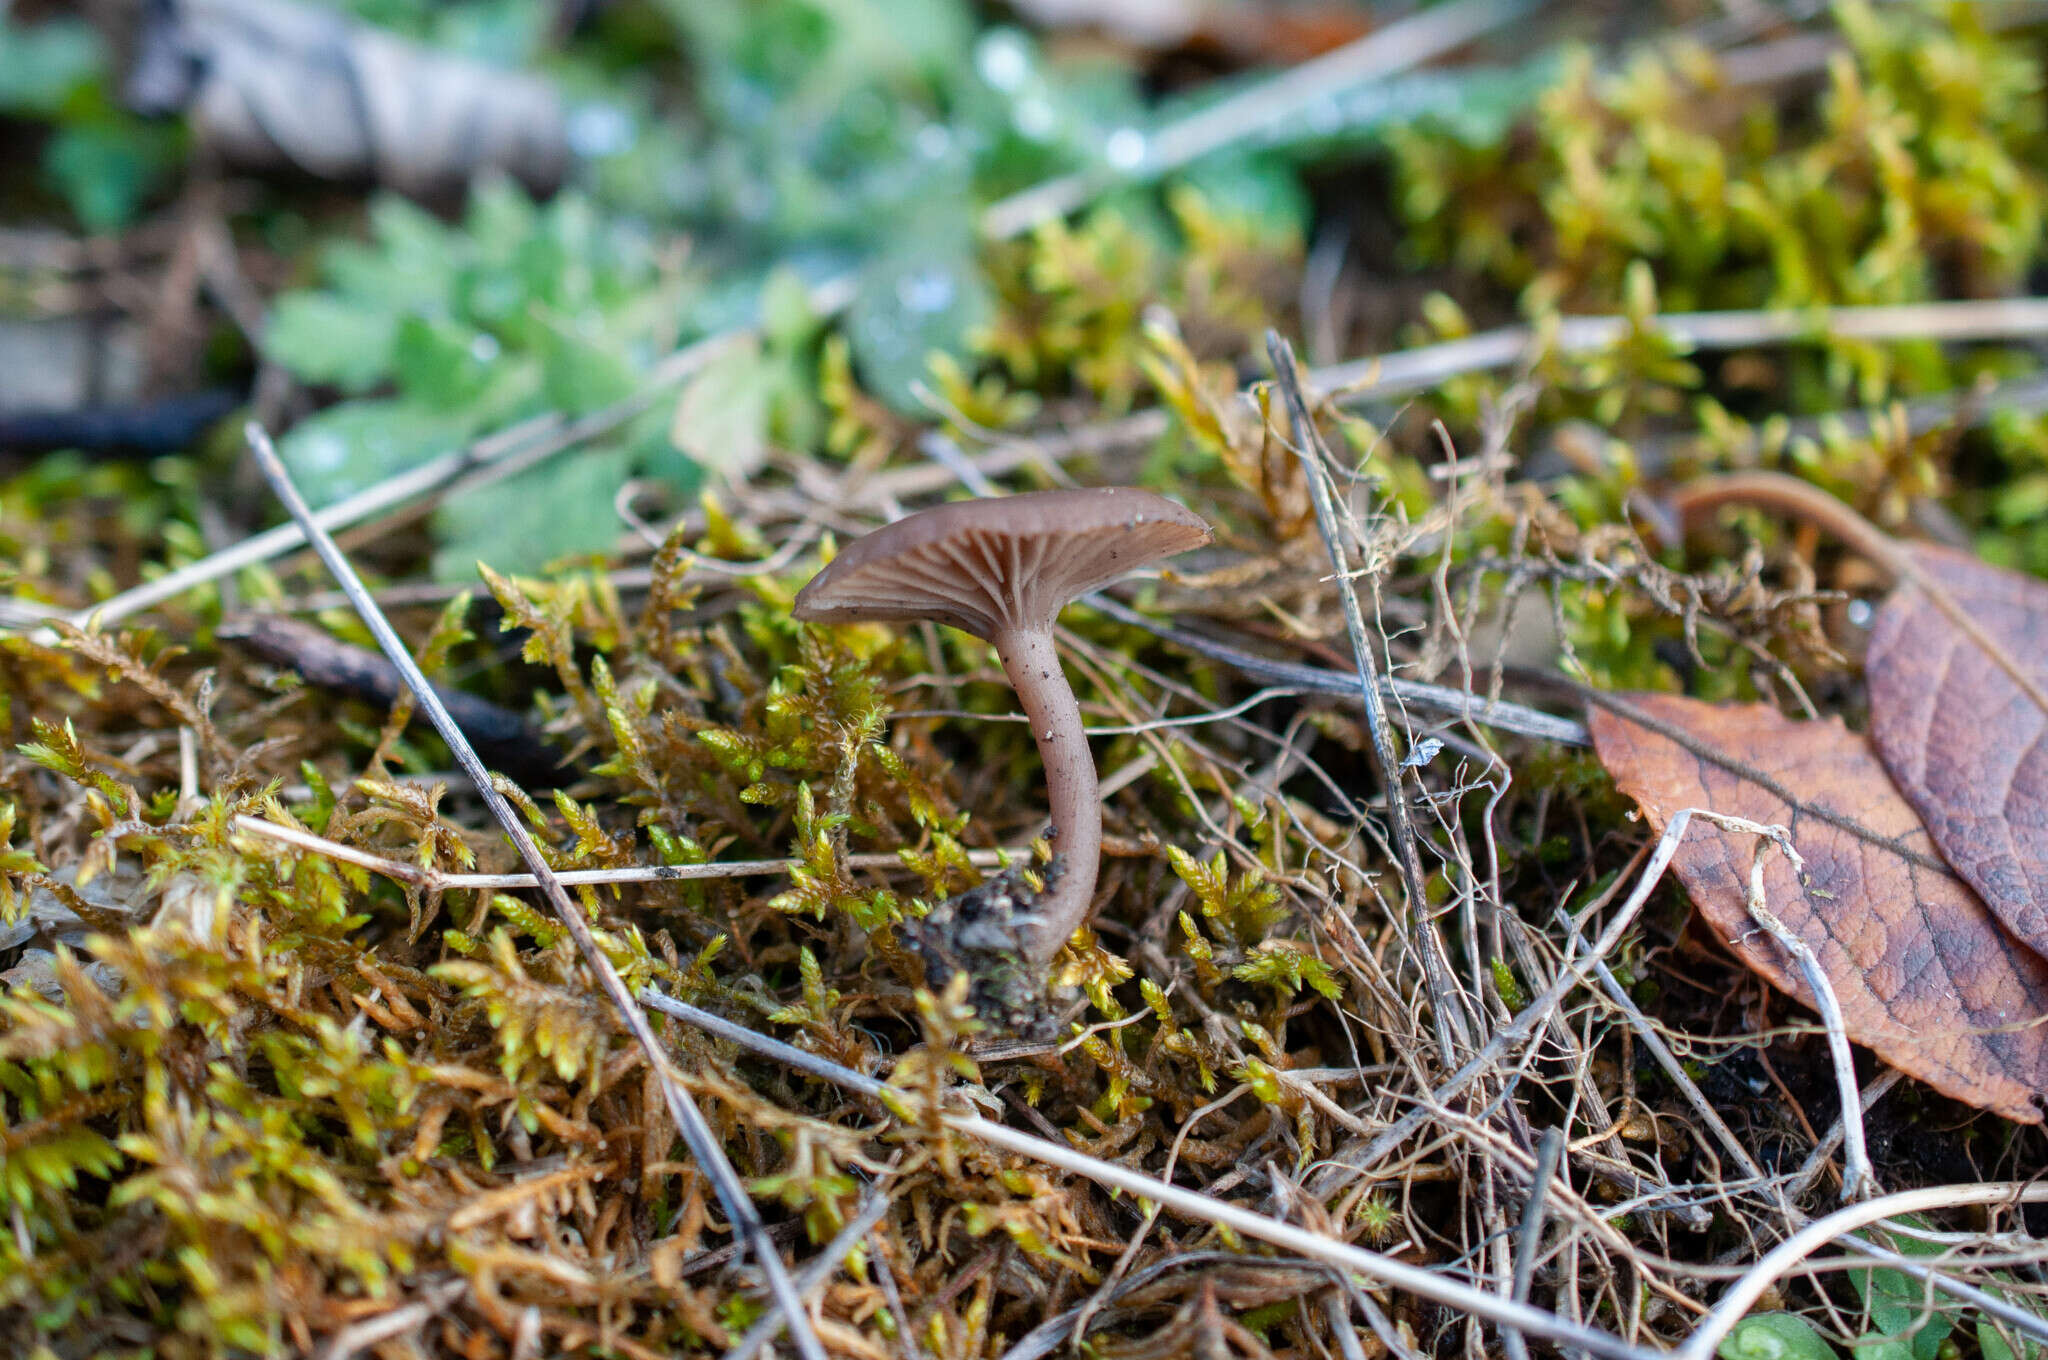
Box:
left=792, top=487, right=1211, bottom=1022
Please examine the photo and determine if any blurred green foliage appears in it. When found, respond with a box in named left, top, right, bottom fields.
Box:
left=0, top=10, right=181, bottom=231
left=1393, top=1, right=2045, bottom=329
left=244, top=0, right=1317, bottom=562
left=1376, top=0, right=2048, bottom=685
left=267, top=181, right=691, bottom=576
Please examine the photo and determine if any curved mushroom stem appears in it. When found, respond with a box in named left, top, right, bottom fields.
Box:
left=991, top=625, right=1101, bottom=963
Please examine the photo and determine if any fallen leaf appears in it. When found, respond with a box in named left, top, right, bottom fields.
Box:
left=1868, top=543, right=2048, bottom=956
left=1589, top=693, right=2048, bottom=1122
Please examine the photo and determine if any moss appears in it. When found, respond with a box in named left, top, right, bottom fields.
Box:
left=10, top=5, right=2048, bottom=1353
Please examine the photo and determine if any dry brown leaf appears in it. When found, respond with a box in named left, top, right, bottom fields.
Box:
left=1665, top=474, right=2048, bottom=965
left=1868, top=542, right=2048, bottom=956
left=1588, top=693, right=2048, bottom=1122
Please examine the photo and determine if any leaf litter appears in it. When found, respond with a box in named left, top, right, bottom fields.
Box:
left=1589, top=693, right=2048, bottom=1123
left=1658, top=472, right=2048, bottom=1115
left=1868, top=542, right=2048, bottom=955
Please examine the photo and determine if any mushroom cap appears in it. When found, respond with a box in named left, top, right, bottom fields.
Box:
left=792, top=487, right=1211, bottom=638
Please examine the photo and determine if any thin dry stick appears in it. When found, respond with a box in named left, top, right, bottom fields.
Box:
left=33, top=28, right=1547, bottom=637
left=1067, top=1081, right=1253, bottom=1347
left=980, top=0, right=1537, bottom=237
left=234, top=813, right=1014, bottom=889
left=1500, top=1126, right=1564, bottom=1360
left=1307, top=805, right=1779, bottom=1198
left=14, top=293, right=827, bottom=642
left=638, top=989, right=1663, bottom=1360
left=865, top=1230, right=914, bottom=1360
left=727, top=1189, right=894, bottom=1360
left=1697, top=808, right=1875, bottom=1203
left=1085, top=593, right=1590, bottom=746
left=1666, top=471, right=2048, bottom=722
left=24, top=297, right=2048, bottom=643
left=1324, top=1290, right=1371, bottom=1360
left=1268, top=330, right=1472, bottom=1065
left=871, top=298, right=2048, bottom=508
left=1629, top=372, right=2048, bottom=478
left=1786, top=1072, right=1903, bottom=1203
left=9, top=410, right=541, bottom=633
left=1565, top=916, right=1768, bottom=1186
left=314, top=1277, right=467, bottom=1360
left=1000, top=1254, right=1333, bottom=1360
left=1679, top=1183, right=2048, bottom=1360
left=1313, top=297, right=2048, bottom=398
left=1565, top=919, right=2048, bottom=1349
left=1340, top=1278, right=1424, bottom=1360
left=1826, top=1227, right=2048, bottom=1350
left=241, top=423, right=828, bottom=1360
left=1495, top=897, right=1689, bottom=1224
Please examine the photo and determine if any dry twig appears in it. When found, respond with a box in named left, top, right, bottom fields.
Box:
left=1268, top=330, right=1473, bottom=1065
left=639, top=990, right=1664, bottom=1360
left=242, top=422, right=830, bottom=1360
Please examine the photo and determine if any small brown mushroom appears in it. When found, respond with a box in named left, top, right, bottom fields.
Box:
left=793, top=488, right=1210, bottom=1020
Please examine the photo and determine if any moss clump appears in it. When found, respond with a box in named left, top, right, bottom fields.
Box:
left=9, top=4, right=2048, bottom=1356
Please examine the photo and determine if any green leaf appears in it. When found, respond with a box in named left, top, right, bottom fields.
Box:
left=1850, top=1219, right=1954, bottom=1360
left=0, top=16, right=101, bottom=116
left=670, top=337, right=772, bottom=478
left=1719, top=1314, right=1840, bottom=1360
left=1982, top=1324, right=2022, bottom=1360
left=1974, top=1272, right=2046, bottom=1360
left=1980, top=1316, right=2040, bottom=1360
left=1170, top=152, right=1310, bottom=245
left=1848, top=1336, right=1914, bottom=1360
left=845, top=229, right=991, bottom=413
left=761, top=266, right=823, bottom=352
left=42, top=119, right=170, bottom=233
left=392, top=315, right=501, bottom=407
left=463, top=174, right=542, bottom=260
left=278, top=400, right=471, bottom=506
left=267, top=293, right=403, bottom=394
left=330, top=197, right=463, bottom=316
left=538, top=320, right=639, bottom=415
left=432, top=444, right=634, bottom=580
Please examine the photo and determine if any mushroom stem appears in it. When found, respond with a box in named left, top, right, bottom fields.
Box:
left=991, top=625, right=1101, bottom=962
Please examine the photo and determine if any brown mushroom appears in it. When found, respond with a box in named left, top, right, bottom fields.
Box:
left=792, top=488, right=1210, bottom=1013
